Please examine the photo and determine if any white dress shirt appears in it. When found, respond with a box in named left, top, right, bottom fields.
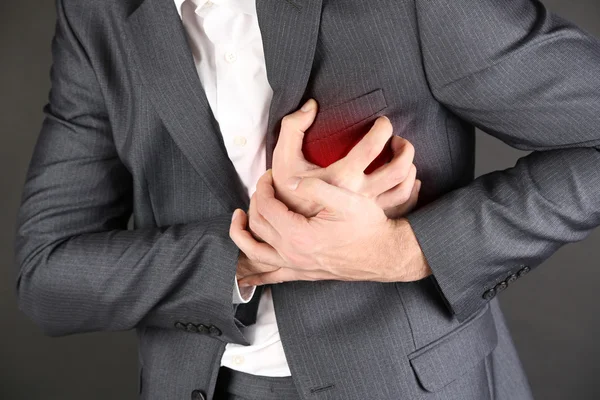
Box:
left=174, top=0, right=292, bottom=377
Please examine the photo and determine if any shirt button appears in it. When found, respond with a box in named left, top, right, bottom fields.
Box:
left=205, top=0, right=213, bottom=6
left=232, top=355, right=245, bottom=365
left=233, top=136, right=247, bottom=147
left=224, top=51, right=238, bottom=64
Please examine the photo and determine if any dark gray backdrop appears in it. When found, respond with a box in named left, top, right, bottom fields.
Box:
left=1, top=1, right=599, bottom=399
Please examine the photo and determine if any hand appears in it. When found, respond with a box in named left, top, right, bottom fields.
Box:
left=233, top=170, right=432, bottom=287
left=271, top=98, right=421, bottom=220
left=229, top=208, right=282, bottom=281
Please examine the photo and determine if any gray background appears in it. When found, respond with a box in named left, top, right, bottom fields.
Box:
left=1, top=0, right=598, bottom=399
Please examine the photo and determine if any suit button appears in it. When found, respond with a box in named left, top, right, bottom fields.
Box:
left=482, top=288, right=496, bottom=300
left=196, top=324, right=210, bottom=334
left=209, top=325, right=222, bottom=336
left=506, top=273, right=518, bottom=284
left=191, top=389, right=205, bottom=400
left=174, top=322, right=186, bottom=330
left=495, top=281, right=508, bottom=293
left=186, top=323, right=198, bottom=333
left=518, top=265, right=531, bottom=277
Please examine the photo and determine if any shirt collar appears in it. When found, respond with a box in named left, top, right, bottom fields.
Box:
left=174, top=0, right=256, bottom=19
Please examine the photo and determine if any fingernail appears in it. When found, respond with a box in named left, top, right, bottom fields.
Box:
left=416, top=181, right=422, bottom=192
left=231, top=209, right=238, bottom=222
left=239, top=281, right=250, bottom=287
left=286, top=176, right=302, bottom=190
left=301, top=99, right=315, bottom=112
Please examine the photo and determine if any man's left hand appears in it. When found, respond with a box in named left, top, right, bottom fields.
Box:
left=232, top=169, right=432, bottom=287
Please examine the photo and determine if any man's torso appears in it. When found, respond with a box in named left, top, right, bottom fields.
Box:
left=62, top=0, right=531, bottom=398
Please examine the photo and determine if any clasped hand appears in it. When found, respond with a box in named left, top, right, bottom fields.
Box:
left=229, top=98, right=431, bottom=287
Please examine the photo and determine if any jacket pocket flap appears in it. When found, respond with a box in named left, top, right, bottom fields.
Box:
left=304, top=88, right=388, bottom=143
left=408, top=304, right=498, bottom=392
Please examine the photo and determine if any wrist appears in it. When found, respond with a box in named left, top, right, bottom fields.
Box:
left=387, top=217, right=432, bottom=282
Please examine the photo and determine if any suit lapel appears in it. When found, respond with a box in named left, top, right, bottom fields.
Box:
left=256, top=0, right=323, bottom=168
left=125, top=0, right=249, bottom=212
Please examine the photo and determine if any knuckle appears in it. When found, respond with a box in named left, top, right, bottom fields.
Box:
left=248, top=214, right=259, bottom=232
left=246, top=248, right=258, bottom=262
left=367, top=146, right=380, bottom=162
left=255, top=198, right=267, bottom=215
left=395, top=188, right=412, bottom=204
left=281, top=115, right=295, bottom=128
left=364, top=142, right=381, bottom=162
left=389, top=161, right=413, bottom=183
left=403, top=142, right=415, bottom=159
left=251, top=251, right=263, bottom=265
left=329, top=174, right=349, bottom=190
left=387, top=170, right=407, bottom=187
left=394, top=136, right=409, bottom=146
left=327, top=173, right=341, bottom=187
left=248, top=213, right=258, bottom=229
left=376, top=197, right=392, bottom=210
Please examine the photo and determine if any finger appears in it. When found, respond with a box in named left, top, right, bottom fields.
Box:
left=255, top=170, right=308, bottom=235
left=376, top=164, right=417, bottom=210
left=384, top=179, right=421, bottom=219
left=363, top=137, right=415, bottom=197
left=276, top=98, right=318, bottom=162
left=318, top=161, right=361, bottom=194
left=238, top=268, right=303, bottom=286
left=286, top=176, right=361, bottom=214
left=338, top=116, right=393, bottom=174
left=235, top=252, right=279, bottom=280
left=248, top=192, right=281, bottom=245
left=229, top=209, right=288, bottom=267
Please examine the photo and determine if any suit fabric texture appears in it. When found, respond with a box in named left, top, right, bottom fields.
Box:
left=13, top=0, right=600, bottom=399
left=213, top=367, right=301, bottom=399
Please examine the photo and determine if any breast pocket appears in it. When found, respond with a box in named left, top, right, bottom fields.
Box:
left=302, top=88, right=390, bottom=173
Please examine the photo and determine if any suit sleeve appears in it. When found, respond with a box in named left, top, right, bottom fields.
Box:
left=406, top=0, right=600, bottom=321
left=13, top=0, right=249, bottom=345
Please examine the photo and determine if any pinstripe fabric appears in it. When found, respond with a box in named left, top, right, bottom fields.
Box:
left=13, top=0, right=599, bottom=398
left=214, top=367, right=302, bottom=400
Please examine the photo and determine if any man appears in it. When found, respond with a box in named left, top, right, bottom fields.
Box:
left=13, top=0, right=600, bottom=399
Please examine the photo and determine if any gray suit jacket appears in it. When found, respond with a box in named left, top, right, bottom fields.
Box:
left=14, top=0, right=600, bottom=398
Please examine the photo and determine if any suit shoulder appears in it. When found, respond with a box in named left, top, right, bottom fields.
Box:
left=60, top=0, right=137, bottom=21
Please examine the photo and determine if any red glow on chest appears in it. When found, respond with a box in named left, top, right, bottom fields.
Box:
left=302, top=124, right=393, bottom=174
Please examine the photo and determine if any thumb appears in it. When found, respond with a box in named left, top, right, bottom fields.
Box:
left=276, top=99, right=318, bottom=161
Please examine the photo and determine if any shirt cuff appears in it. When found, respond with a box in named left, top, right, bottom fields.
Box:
left=232, top=277, right=257, bottom=304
